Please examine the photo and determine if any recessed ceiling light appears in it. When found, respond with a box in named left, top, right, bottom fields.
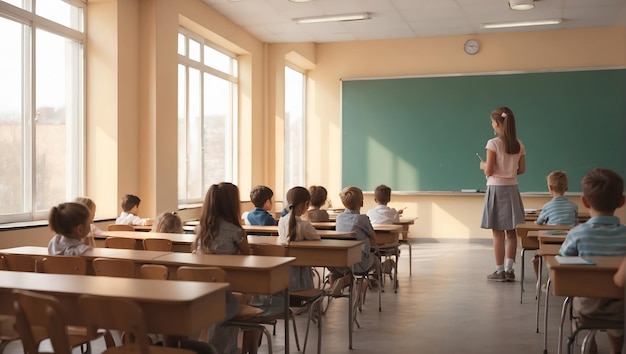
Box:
left=289, top=0, right=314, bottom=2
left=482, top=18, right=562, bottom=29
left=509, top=0, right=535, bottom=10
left=293, top=12, right=371, bottom=24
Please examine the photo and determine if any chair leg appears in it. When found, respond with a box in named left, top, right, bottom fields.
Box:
left=520, top=248, right=526, bottom=304
left=581, top=330, right=597, bottom=354
left=291, top=309, right=301, bottom=351
left=302, top=297, right=323, bottom=354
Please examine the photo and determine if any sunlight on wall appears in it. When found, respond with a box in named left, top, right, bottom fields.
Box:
left=432, top=202, right=471, bottom=238
left=367, top=136, right=393, bottom=187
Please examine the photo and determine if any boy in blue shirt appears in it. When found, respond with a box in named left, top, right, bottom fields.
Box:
left=559, top=168, right=626, bottom=354
left=246, top=185, right=278, bottom=226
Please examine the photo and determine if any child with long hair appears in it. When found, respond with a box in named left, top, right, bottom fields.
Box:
left=48, top=202, right=93, bottom=255
left=278, top=186, right=321, bottom=291
left=480, top=106, right=526, bottom=282
left=152, top=211, right=184, bottom=233
left=194, top=183, right=258, bottom=354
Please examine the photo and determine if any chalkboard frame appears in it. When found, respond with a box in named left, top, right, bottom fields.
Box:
left=341, top=68, right=626, bottom=193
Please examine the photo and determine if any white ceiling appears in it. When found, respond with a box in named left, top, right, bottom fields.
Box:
left=201, top=0, right=626, bottom=43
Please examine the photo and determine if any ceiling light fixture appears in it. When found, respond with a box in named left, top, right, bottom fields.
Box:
left=293, top=12, right=371, bottom=24
left=509, top=0, right=535, bottom=10
left=482, top=18, right=561, bottom=29
left=289, top=0, right=314, bottom=2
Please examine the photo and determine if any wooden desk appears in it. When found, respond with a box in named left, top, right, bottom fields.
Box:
left=544, top=256, right=623, bottom=353
left=247, top=236, right=363, bottom=268
left=242, top=225, right=279, bottom=235
left=247, top=235, right=363, bottom=349
left=310, top=222, right=336, bottom=230
left=0, top=270, right=227, bottom=335
left=97, top=230, right=196, bottom=252
left=525, top=210, right=590, bottom=223
left=536, top=230, right=568, bottom=244
left=394, top=217, right=416, bottom=240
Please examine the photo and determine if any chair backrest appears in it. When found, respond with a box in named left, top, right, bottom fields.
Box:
left=0, top=255, right=6, bottom=270
left=13, top=289, right=72, bottom=354
left=78, top=295, right=153, bottom=354
left=3, top=254, right=41, bottom=272
left=40, top=256, right=87, bottom=275
left=142, top=238, right=172, bottom=251
left=93, top=258, right=136, bottom=278
left=108, top=224, right=135, bottom=231
left=139, top=264, right=169, bottom=280
left=177, top=266, right=227, bottom=282
left=104, top=237, right=137, bottom=250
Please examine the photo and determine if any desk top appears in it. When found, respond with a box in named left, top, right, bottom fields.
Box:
left=99, top=230, right=196, bottom=243
left=536, top=230, right=567, bottom=244
left=0, top=246, right=171, bottom=262
left=545, top=256, right=623, bottom=298
left=247, top=236, right=363, bottom=249
left=153, top=252, right=295, bottom=270
left=0, top=270, right=227, bottom=335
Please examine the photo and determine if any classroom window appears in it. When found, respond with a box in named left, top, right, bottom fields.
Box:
left=178, top=28, right=238, bottom=203
left=0, top=0, right=85, bottom=223
left=284, top=66, right=306, bottom=189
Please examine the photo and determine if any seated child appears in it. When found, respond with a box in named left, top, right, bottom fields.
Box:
left=74, top=196, right=101, bottom=247
left=307, top=185, right=330, bottom=222
left=558, top=168, right=626, bottom=354
left=329, top=186, right=380, bottom=298
left=278, top=187, right=321, bottom=291
left=532, top=171, right=579, bottom=277
left=151, top=211, right=184, bottom=233
left=536, top=171, right=578, bottom=226
left=366, top=184, right=402, bottom=224
left=115, top=194, right=153, bottom=226
left=48, top=202, right=93, bottom=255
left=246, top=185, right=278, bottom=226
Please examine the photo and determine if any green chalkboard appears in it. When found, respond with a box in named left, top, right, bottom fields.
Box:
left=342, top=69, right=626, bottom=192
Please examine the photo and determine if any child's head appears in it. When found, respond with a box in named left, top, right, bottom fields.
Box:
left=250, top=185, right=273, bottom=211
left=200, top=182, right=241, bottom=227
left=286, top=186, right=311, bottom=242
left=374, top=185, right=392, bottom=205
left=48, top=202, right=91, bottom=240
left=582, top=168, right=625, bottom=214
left=490, top=106, right=520, bottom=154
left=546, top=171, right=568, bottom=195
left=121, top=194, right=141, bottom=213
left=309, top=185, right=327, bottom=209
left=339, top=186, right=363, bottom=211
left=152, top=211, right=183, bottom=233
left=74, top=197, right=96, bottom=223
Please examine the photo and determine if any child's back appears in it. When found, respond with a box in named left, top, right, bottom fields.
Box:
left=47, top=202, right=92, bottom=256
left=307, top=185, right=330, bottom=222
left=246, top=185, right=277, bottom=226
left=366, top=184, right=400, bottom=224
left=336, top=187, right=375, bottom=274
left=536, top=171, right=578, bottom=226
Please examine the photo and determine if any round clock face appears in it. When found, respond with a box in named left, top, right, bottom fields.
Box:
left=464, top=39, right=479, bottom=55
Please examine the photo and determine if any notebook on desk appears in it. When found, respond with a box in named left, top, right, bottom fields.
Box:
left=555, top=256, right=595, bottom=265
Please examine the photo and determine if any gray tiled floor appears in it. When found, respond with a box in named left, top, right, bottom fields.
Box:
left=4, top=240, right=613, bottom=353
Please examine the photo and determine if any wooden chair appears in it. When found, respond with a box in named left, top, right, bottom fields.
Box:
left=92, top=258, right=136, bottom=278
left=78, top=295, right=195, bottom=354
left=249, top=245, right=324, bottom=354
left=2, top=254, right=41, bottom=272
left=107, top=224, right=135, bottom=231
left=0, top=256, right=6, bottom=270
left=40, top=256, right=87, bottom=275
left=139, top=264, right=169, bottom=280
left=104, top=237, right=137, bottom=250
left=13, top=289, right=103, bottom=354
left=142, top=238, right=172, bottom=252
left=176, top=267, right=271, bottom=353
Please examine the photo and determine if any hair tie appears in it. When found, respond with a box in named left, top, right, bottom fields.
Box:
left=288, top=204, right=293, bottom=210
left=501, top=112, right=507, bottom=119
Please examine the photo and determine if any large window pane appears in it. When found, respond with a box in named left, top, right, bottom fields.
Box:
left=284, top=66, right=305, bottom=189
left=36, top=0, right=83, bottom=32
left=0, top=16, right=26, bottom=215
left=178, top=28, right=238, bottom=203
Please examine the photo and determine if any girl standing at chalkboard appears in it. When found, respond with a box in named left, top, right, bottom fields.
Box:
left=480, top=106, right=526, bottom=282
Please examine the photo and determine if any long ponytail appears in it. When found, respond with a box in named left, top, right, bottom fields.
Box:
left=285, top=187, right=311, bottom=242
left=490, top=106, right=520, bottom=154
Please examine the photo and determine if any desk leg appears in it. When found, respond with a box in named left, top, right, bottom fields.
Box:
left=536, top=256, right=543, bottom=333
left=394, top=245, right=399, bottom=293
left=349, top=279, right=353, bottom=349
left=284, top=288, right=290, bottom=353
left=557, top=297, right=571, bottom=354
left=543, top=278, right=551, bottom=354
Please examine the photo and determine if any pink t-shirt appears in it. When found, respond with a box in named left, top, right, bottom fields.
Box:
left=485, top=137, right=525, bottom=186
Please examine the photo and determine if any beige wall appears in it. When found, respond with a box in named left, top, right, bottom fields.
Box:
left=1, top=1, right=625, bottom=246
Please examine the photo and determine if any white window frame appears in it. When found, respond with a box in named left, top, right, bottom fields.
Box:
left=177, top=27, right=238, bottom=204
left=0, top=0, right=85, bottom=223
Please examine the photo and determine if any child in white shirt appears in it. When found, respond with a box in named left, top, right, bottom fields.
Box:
left=366, top=184, right=402, bottom=224
left=115, top=194, right=152, bottom=226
